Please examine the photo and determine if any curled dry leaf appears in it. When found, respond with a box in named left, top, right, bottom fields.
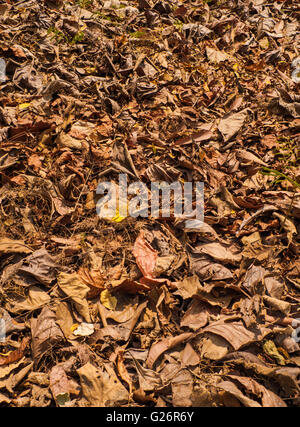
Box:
left=192, top=242, right=242, bottom=265
left=133, top=230, right=158, bottom=279
left=189, top=253, right=234, bottom=281
left=78, top=267, right=105, bottom=299
left=130, top=356, right=162, bottom=392
left=0, top=337, right=30, bottom=367
left=180, top=300, right=211, bottom=330
left=146, top=332, right=193, bottom=369
left=202, top=321, right=270, bottom=351
left=171, top=369, right=194, bottom=407
left=225, top=375, right=287, bottom=407
left=217, top=380, right=261, bottom=407
left=180, top=343, right=200, bottom=367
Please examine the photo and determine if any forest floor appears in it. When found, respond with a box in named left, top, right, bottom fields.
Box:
left=0, top=0, right=300, bottom=407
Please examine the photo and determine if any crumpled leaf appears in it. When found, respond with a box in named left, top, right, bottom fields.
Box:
left=276, top=89, right=300, bottom=118
left=180, top=300, right=216, bottom=330
left=16, top=248, right=58, bottom=286
left=13, top=65, right=43, bottom=90
left=131, top=356, right=162, bottom=392
left=200, top=333, right=232, bottom=361
left=189, top=253, right=234, bottom=281
left=72, top=322, right=94, bottom=337
left=171, top=369, right=194, bottom=407
left=217, top=380, right=261, bottom=407
left=78, top=267, right=105, bottom=299
left=180, top=343, right=200, bottom=366
left=100, top=289, right=117, bottom=310
left=0, top=337, right=30, bottom=367
left=192, top=242, right=242, bottom=265
left=174, top=275, right=202, bottom=299
left=0, top=308, right=25, bottom=334
left=263, top=340, right=286, bottom=366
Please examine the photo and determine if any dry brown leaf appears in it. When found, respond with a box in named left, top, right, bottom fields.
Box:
left=263, top=295, right=291, bottom=315
left=189, top=253, right=234, bottom=281
left=0, top=238, right=32, bottom=255
left=31, top=307, right=65, bottom=364
left=218, top=109, right=248, bottom=142
left=57, top=272, right=91, bottom=322
left=217, top=380, right=261, bottom=407
left=116, top=349, right=133, bottom=395
left=130, top=355, right=162, bottom=392
left=171, top=369, right=194, bottom=407
left=146, top=332, right=193, bottom=369
left=180, top=342, right=200, bottom=366
left=7, top=286, right=51, bottom=313
left=227, top=375, right=287, bottom=407
left=0, top=337, right=30, bottom=367
left=50, top=364, right=80, bottom=406
left=76, top=362, right=104, bottom=406
left=206, top=47, right=233, bottom=63
left=16, top=248, right=58, bottom=286
left=55, top=301, right=75, bottom=340
left=133, top=230, right=158, bottom=279
left=78, top=267, right=105, bottom=299
left=200, top=333, right=232, bottom=360
left=174, top=275, right=202, bottom=299
left=203, top=321, right=270, bottom=351
left=180, top=299, right=215, bottom=330
left=192, top=242, right=242, bottom=265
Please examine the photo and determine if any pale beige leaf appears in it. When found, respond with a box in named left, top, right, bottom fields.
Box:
left=218, top=109, right=248, bottom=142
left=58, top=272, right=91, bottom=322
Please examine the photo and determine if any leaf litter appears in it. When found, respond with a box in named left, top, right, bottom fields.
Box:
left=0, top=0, right=300, bottom=408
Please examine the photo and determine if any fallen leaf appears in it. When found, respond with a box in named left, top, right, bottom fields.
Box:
left=57, top=272, right=91, bottom=322
left=218, top=109, right=248, bottom=142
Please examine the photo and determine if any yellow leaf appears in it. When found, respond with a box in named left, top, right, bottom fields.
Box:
left=203, top=82, right=209, bottom=92
left=232, top=63, right=239, bottom=72
left=100, top=290, right=117, bottom=310
left=19, top=103, right=31, bottom=110
left=85, top=67, right=97, bottom=74
left=263, top=340, right=286, bottom=365
left=70, top=324, right=79, bottom=333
